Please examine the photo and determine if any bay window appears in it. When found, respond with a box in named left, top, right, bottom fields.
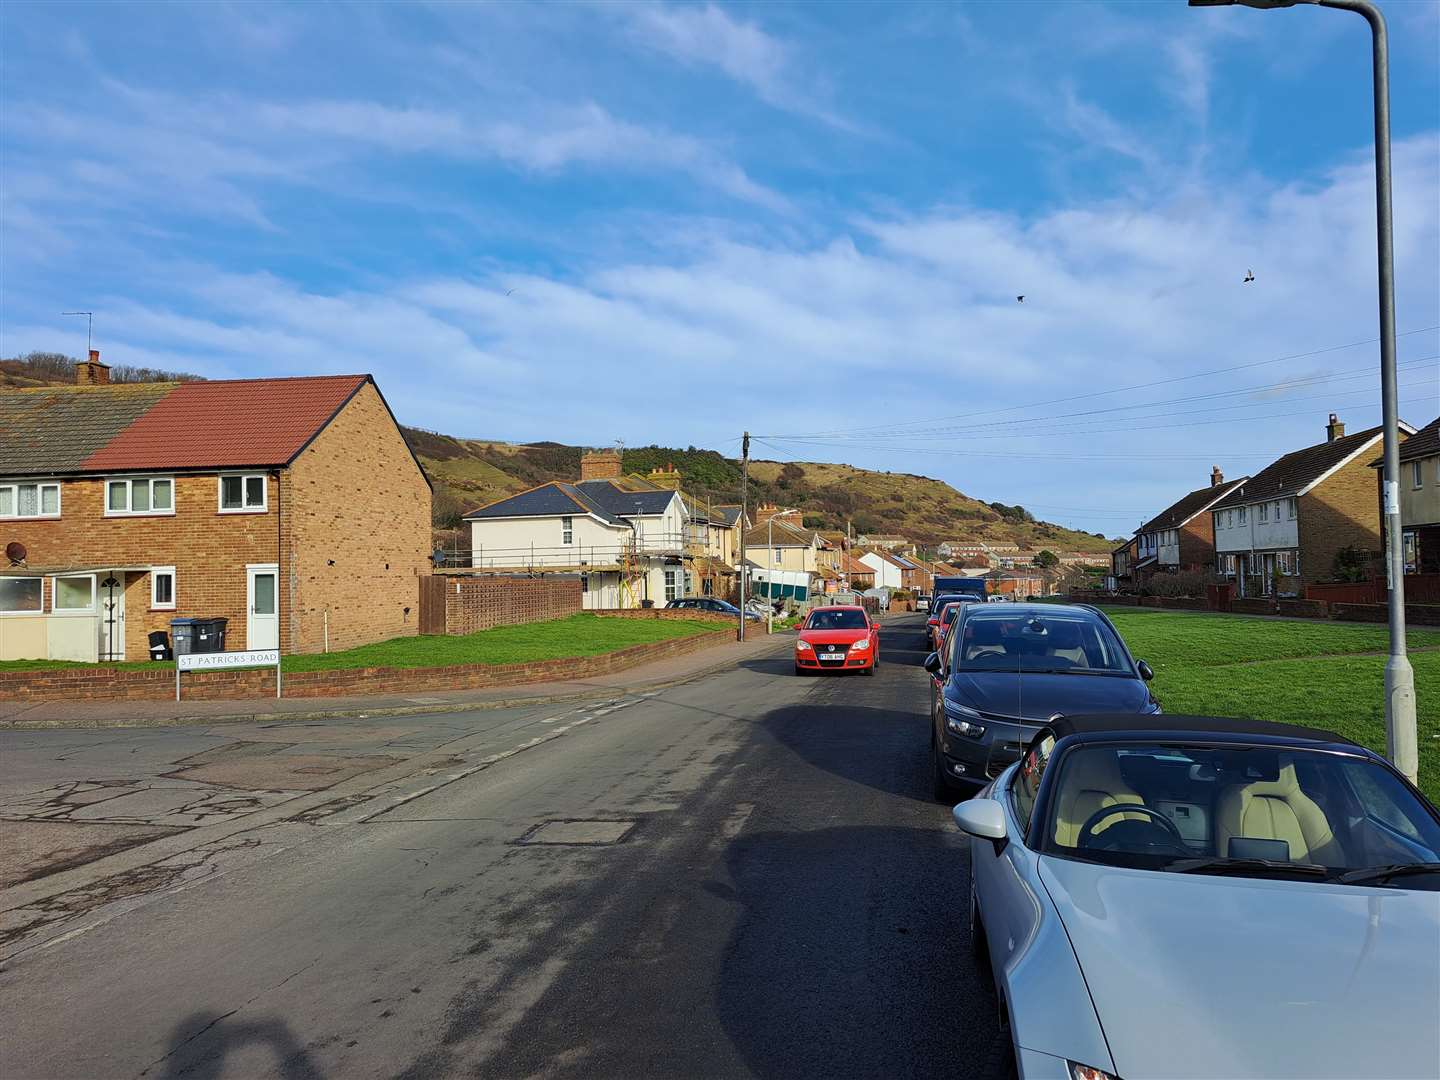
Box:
left=0, top=577, right=43, bottom=614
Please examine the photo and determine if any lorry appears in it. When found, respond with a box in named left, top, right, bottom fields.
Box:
left=932, top=575, right=987, bottom=603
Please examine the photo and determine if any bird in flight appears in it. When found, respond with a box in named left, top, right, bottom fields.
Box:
left=1016, top=295, right=1025, bottom=303
left=505, top=288, right=518, bottom=296
left=1243, top=270, right=1255, bottom=284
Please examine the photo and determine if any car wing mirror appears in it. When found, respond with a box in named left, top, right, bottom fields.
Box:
left=1136, top=660, right=1154, bottom=682
left=923, top=651, right=941, bottom=675
left=952, top=798, right=1007, bottom=842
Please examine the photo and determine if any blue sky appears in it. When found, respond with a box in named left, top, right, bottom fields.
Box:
left=3, top=1, right=1438, bottom=537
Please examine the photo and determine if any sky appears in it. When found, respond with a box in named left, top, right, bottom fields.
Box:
left=2, top=0, right=1438, bottom=539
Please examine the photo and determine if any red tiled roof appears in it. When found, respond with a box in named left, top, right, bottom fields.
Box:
left=82, top=375, right=368, bottom=471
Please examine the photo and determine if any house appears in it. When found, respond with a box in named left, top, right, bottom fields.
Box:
left=889, top=553, right=933, bottom=594
left=1211, top=413, right=1414, bottom=596
left=986, top=569, right=1050, bottom=598
left=742, top=511, right=835, bottom=600
left=0, top=356, right=431, bottom=661
left=1372, top=415, right=1440, bottom=574
left=1109, top=536, right=1139, bottom=591
left=1132, top=466, right=1249, bottom=580
left=463, top=451, right=693, bottom=608
left=858, top=534, right=916, bottom=555
left=857, top=548, right=906, bottom=590
left=842, top=554, right=876, bottom=590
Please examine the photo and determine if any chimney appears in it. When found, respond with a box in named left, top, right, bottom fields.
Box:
left=579, top=449, right=623, bottom=481
left=1326, top=413, right=1345, bottom=442
left=646, top=463, right=683, bottom=490
left=1210, top=465, right=1224, bottom=488
left=75, top=349, right=110, bottom=386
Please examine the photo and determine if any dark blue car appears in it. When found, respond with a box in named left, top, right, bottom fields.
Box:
left=925, top=603, right=1157, bottom=800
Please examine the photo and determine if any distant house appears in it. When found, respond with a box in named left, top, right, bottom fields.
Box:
left=1133, top=467, right=1249, bottom=580
left=859, top=534, right=916, bottom=555
left=0, top=356, right=431, bottom=661
left=1109, top=536, right=1139, bottom=591
left=1211, top=413, right=1415, bottom=596
left=858, top=548, right=906, bottom=590
left=742, top=512, right=835, bottom=600
left=843, top=554, right=876, bottom=590
left=464, top=451, right=691, bottom=608
left=1372, top=415, right=1440, bottom=574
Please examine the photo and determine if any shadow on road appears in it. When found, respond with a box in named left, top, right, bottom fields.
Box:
left=762, top=703, right=936, bottom=803
left=157, top=1012, right=323, bottom=1080
left=716, top=824, right=1009, bottom=1080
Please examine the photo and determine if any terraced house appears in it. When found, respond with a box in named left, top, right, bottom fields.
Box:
left=1132, top=466, right=1249, bottom=581
left=1210, top=413, right=1413, bottom=596
left=0, top=355, right=430, bottom=662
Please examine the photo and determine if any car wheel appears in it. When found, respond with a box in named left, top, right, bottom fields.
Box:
left=862, top=663, right=875, bottom=676
left=794, top=664, right=806, bottom=676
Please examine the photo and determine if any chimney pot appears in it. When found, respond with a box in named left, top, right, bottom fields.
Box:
left=75, top=349, right=110, bottom=386
left=1326, top=413, right=1345, bottom=442
left=1210, top=465, right=1223, bottom=488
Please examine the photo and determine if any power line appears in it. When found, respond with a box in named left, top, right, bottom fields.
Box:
left=762, top=325, right=1440, bottom=440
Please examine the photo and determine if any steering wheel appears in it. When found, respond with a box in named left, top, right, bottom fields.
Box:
left=1076, top=803, right=1186, bottom=852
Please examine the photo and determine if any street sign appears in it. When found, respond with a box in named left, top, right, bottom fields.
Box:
left=177, top=650, right=280, bottom=671
left=176, top=650, right=282, bottom=700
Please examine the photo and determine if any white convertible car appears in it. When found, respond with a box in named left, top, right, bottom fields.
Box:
left=953, top=713, right=1440, bottom=1080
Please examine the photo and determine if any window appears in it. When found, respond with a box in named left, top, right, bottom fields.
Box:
left=1009, top=732, right=1055, bottom=834
left=0, top=481, right=61, bottom=519
left=53, top=574, right=96, bottom=612
left=1238, top=506, right=1247, bottom=525
left=773, top=547, right=782, bottom=564
left=1224, top=510, right=1232, bottom=528
left=0, top=577, right=43, bottom=613
left=1258, top=502, right=1268, bottom=522
left=1276, top=550, right=1297, bottom=576
left=664, top=570, right=679, bottom=602
left=151, top=567, right=176, bottom=610
left=561, top=516, right=573, bottom=545
left=1287, top=497, right=1297, bottom=520
left=105, top=477, right=174, bottom=516
left=1413, top=461, right=1424, bottom=490
left=219, top=474, right=267, bottom=512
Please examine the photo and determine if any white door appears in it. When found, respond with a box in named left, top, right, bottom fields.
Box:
left=246, top=565, right=279, bottom=650
left=99, top=573, right=125, bottom=661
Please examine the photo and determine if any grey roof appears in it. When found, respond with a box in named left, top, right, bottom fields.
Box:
left=1372, top=415, right=1439, bottom=467
left=463, top=479, right=675, bottom=524
left=0, top=383, right=177, bottom=476
left=713, top=504, right=744, bottom=526
left=1138, top=477, right=1249, bottom=536
left=1211, top=424, right=1396, bottom=509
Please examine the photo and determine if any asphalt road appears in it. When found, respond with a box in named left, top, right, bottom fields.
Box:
left=1, top=614, right=1010, bottom=1079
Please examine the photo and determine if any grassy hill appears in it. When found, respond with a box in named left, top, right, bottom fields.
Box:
left=405, top=429, right=1115, bottom=553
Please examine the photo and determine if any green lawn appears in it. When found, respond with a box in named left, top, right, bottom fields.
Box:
left=0, top=614, right=724, bottom=676
left=1102, top=608, right=1440, bottom=802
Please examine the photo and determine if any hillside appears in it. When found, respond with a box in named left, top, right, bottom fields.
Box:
left=404, top=429, right=1115, bottom=553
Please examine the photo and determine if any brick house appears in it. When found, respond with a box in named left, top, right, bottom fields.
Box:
left=1132, top=466, right=1249, bottom=581
left=1, top=357, right=430, bottom=662
left=1210, top=413, right=1414, bottom=596
left=1372, top=415, right=1440, bottom=574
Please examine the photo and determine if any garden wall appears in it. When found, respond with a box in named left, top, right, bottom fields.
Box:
left=443, top=576, right=582, bottom=636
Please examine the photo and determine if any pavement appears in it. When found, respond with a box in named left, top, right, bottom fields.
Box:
left=0, top=627, right=790, bottom=729
left=0, top=614, right=1011, bottom=1079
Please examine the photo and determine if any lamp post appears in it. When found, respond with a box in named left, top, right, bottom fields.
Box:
left=1189, top=0, right=1416, bottom=783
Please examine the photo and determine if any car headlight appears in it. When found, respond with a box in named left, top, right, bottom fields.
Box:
left=943, top=699, right=985, bottom=738
left=1068, top=1063, right=1121, bottom=1080
left=849, top=637, right=870, bottom=651
left=796, top=640, right=813, bottom=651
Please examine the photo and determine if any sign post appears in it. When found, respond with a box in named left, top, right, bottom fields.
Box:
left=175, top=649, right=283, bottom=702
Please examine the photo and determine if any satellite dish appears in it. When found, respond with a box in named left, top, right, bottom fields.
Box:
left=5, top=541, right=26, bottom=565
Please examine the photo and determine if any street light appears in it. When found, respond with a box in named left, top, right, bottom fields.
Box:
left=1189, top=0, right=1417, bottom=783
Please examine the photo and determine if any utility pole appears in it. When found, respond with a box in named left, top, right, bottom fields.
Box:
left=1189, top=0, right=1416, bottom=784
left=738, top=432, right=750, bottom=642
left=767, top=513, right=774, bottom=634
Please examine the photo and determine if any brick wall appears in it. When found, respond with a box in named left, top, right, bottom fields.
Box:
left=285, top=382, right=432, bottom=653
left=444, top=576, right=582, bottom=635
left=1177, top=514, right=1218, bottom=572
left=1297, top=446, right=1385, bottom=588
left=0, top=624, right=736, bottom=703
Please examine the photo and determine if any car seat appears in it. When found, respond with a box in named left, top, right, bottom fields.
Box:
left=1214, top=763, right=1341, bottom=864
left=1053, top=751, right=1147, bottom=847
left=963, top=620, right=1006, bottom=662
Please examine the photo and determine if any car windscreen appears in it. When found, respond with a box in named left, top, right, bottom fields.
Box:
left=954, top=613, right=1130, bottom=673
left=1040, top=743, right=1440, bottom=885
left=805, top=609, right=867, bottom=630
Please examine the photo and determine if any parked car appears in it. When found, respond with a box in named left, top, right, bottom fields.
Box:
left=665, top=597, right=761, bottom=621
left=917, top=593, right=931, bottom=613
left=794, top=604, right=879, bottom=676
left=926, top=603, right=1157, bottom=797
left=953, top=712, right=1440, bottom=1080
left=986, top=594, right=1009, bottom=603
left=926, top=598, right=968, bottom=654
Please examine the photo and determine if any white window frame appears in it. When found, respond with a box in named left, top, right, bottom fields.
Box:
left=1413, top=461, right=1423, bottom=490
left=150, top=566, right=177, bottom=610
left=0, top=576, right=45, bottom=616
left=218, top=473, right=268, bottom=514
left=1238, top=506, right=1247, bottom=525
left=562, top=515, right=574, bottom=545
left=51, top=572, right=97, bottom=614
left=664, top=569, right=679, bottom=602
left=104, top=476, right=176, bottom=517
left=1287, top=497, right=1297, bottom=520
left=1258, top=502, right=1268, bottom=522
left=0, top=479, right=62, bottom=520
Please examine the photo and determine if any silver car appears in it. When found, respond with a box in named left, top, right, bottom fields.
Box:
left=952, top=713, right=1440, bottom=1080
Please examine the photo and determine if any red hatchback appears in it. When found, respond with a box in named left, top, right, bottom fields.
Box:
left=794, top=605, right=879, bottom=675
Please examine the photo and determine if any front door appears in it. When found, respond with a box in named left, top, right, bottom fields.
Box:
left=99, top=573, right=125, bottom=661
left=246, top=565, right=279, bottom=650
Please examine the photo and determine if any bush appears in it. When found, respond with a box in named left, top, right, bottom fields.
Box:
left=1144, top=570, right=1216, bottom=598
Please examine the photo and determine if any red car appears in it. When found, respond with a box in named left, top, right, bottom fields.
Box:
left=794, top=605, right=879, bottom=675
left=927, top=599, right=966, bottom=654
